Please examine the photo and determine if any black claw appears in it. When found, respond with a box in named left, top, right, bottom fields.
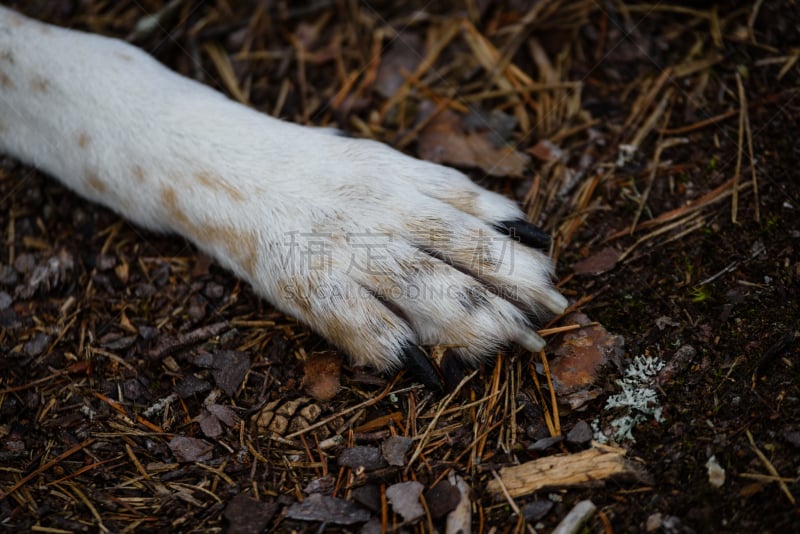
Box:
left=496, top=219, right=551, bottom=250
left=401, top=344, right=444, bottom=392
left=440, top=353, right=471, bottom=393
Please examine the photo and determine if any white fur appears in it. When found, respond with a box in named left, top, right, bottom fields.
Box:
left=0, top=7, right=566, bottom=370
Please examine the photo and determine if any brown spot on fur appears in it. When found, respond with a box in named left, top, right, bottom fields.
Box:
left=442, top=190, right=480, bottom=214
left=161, top=187, right=190, bottom=226
left=0, top=70, right=15, bottom=89
left=132, top=165, right=145, bottom=183
left=30, top=76, right=50, bottom=93
left=9, top=14, right=24, bottom=27
left=114, top=51, right=133, bottom=62
left=161, top=187, right=258, bottom=277
left=0, top=51, right=14, bottom=63
left=197, top=223, right=258, bottom=277
left=195, top=172, right=246, bottom=202
left=77, top=132, right=90, bottom=149
left=86, top=172, right=107, bottom=194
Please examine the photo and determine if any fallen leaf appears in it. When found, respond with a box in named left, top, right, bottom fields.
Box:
left=209, top=351, right=250, bottom=397
left=199, top=411, right=223, bottom=438
left=304, top=475, right=335, bottom=495
left=382, top=436, right=413, bottom=466
left=656, top=345, right=697, bottom=386
left=175, top=375, right=212, bottom=398
left=286, top=493, right=370, bottom=525
left=16, top=249, right=74, bottom=298
left=375, top=34, right=422, bottom=98
left=386, top=481, right=424, bottom=522
left=528, top=435, right=564, bottom=452
left=351, top=484, right=381, bottom=512
left=572, top=246, right=621, bottom=275
left=224, top=494, right=278, bottom=534
left=547, top=313, right=624, bottom=395
left=445, top=474, right=471, bottom=534
left=424, top=481, right=460, bottom=519
left=301, top=351, right=342, bottom=401
left=522, top=500, right=554, bottom=522
left=528, top=139, right=564, bottom=162
left=169, top=436, right=214, bottom=463
left=206, top=403, right=240, bottom=427
left=783, top=429, right=800, bottom=448
left=418, top=109, right=530, bottom=177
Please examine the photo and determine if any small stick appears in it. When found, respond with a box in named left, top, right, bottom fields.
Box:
left=746, top=430, right=796, bottom=504
left=147, top=321, right=229, bottom=359
left=552, top=500, right=596, bottom=534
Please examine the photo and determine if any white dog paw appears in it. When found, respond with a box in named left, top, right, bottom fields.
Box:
left=222, top=135, right=568, bottom=383
left=0, top=7, right=566, bottom=385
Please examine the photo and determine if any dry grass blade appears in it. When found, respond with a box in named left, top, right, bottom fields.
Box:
left=732, top=71, right=746, bottom=223
left=378, top=20, right=461, bottom=122
left=405, top=370, right=477, bottom=472
left=203, top=43, right=249, bottom=104
left=529, top=356, right=558, bottom=438
left=285, top=381, right=411, bottom=439
left=740, top=75, right=760, bottom=222
left=0, top=439, right=96, bottom=500
left=746, top=430, right=796, bottom=505
left=630, top=136, right=689, bottom=233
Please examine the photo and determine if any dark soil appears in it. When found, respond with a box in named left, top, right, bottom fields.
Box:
left=1, top=1, right=798, bottom=532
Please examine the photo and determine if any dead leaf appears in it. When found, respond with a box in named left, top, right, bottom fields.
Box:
left=375, top=34, right=422, bottom=98
left=199, top=411, right=223, bottom=438
left=547, top=313, right=624, bottom=394
left=529, top=139, right=564, bottom=162
left=301, top=351, right=342, bottom=401
left=206, top=403, right=239, bottom=427
left=573, top=246, right=621, bottom=275
left=351, top=484, right=381, bottom=512
left=656, top=345, right=697, bottom=386
left=224, top=494, right=278, bottom=534
left=286, top=493, right=370, bottom=525
left=418, top=109, right=530, bottom=177
left=169, top=436, right=214, bottom=463
left=304, top=475, right=335, bottom=495
left=16, top=249, right=74, bottom=298
left=386, top=481, right=424, bottom=522
left=175, top=375, right=212, bottom=398
left=522, top=500, right=554, bottom=522
left=198, top=404, right=239, bottom=438
left=424, top=481, right=461, bottom=519
left=382, top=435, right=413, bottom=466
left=209, top=351, right=250, bottom=397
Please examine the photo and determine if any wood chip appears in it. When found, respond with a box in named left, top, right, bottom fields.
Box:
left=487, top=444, right=649, bottom=498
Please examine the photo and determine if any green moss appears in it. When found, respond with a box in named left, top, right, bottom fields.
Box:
left=690, top=285, right=711, bottom=303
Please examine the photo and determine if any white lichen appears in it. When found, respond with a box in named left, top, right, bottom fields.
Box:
left=594, top=355, right=665, bottom=443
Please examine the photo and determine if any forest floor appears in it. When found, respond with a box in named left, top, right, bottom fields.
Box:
left=1, top=1, right=798, bottom=532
